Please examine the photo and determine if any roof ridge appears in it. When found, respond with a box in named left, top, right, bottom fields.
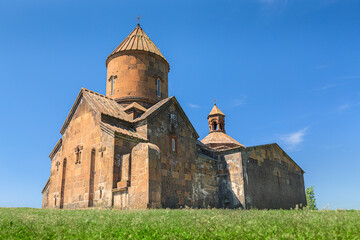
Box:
left=133, top=96, right=174, bottom=122
left=124, top=102, right=147, bottom=112
left=81, top=88, right=115, bottom=101
left=60, top=88, right=131, bottom=135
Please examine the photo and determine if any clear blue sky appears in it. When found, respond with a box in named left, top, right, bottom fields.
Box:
left=0, top=0, right=359, bottom=210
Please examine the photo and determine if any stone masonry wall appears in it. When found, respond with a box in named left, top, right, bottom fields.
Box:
left=242, top=144, right=306, bottom=209
left=45, top=98, right=115, bottom=209
left=192, top=154, right=218, bottom=208
left=106, top=53, right=169, bottom=107
left=46, top=147, right=62, bottom=208
left=147, top=101, right=198, bottom=208
left=217, top=149, right=246, bottom=209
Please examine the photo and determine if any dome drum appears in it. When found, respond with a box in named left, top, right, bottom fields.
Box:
left=105, top=24, right=169, bottom=107
left=106, top=52, right=168, bottom=107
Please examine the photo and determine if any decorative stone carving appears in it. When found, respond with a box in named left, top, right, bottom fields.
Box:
left=74, top=145, right=83, bottom=164
left=74, top=145, right=83, bottom=153
left=98, top=146, right=106, bottom=157
left=98, top=146, right=106, bottom=152
left=55, top=161, right=61, bottom=171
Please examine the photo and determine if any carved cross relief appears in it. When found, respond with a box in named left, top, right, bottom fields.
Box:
left=98, top=146, right=106, bottom=157
left=55, top=161, right=61, bottom=171
left=74, top=145, right=83, bottom=164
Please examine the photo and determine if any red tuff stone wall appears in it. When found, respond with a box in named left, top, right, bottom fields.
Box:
left=106, top=52, right=169, bottom=107
left=42, top=184, right=50, bottom=208
left=47, top=147, right=63, bottom=209
left=113, top=138, right=137, bottom=189
left=130, top=143, right=160, bottom=209
left=44, top=98, right=116, bottom=209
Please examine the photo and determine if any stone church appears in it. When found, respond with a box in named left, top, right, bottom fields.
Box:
left=42, top=24, right=306, bottom=210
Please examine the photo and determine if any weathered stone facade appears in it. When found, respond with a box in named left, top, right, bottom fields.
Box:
left=42, top=24, right=306, bottom=210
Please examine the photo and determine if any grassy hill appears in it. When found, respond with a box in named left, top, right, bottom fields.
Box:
left=0, top=208, right=359, bottom=239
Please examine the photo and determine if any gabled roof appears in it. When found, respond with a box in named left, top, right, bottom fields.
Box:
left=134, top=97, right=173, bottom=122
left=100, top=122, right=147, bottom=142
left=208, top=104, right=225, bottom=117
left=124, top=102, right=147, bottom=112
left=106, top=24, right=169, bottom=69
left=59, top=89, right=199, bottom=139
left=82, top=88, right=131, bottom=121
left=60, top=88, right=132, bottom=134
left=41, top=178, right=50, bottom=194
left=49, top=138, right=62, bottom=160
left=134, top=96, right=199, bottom=139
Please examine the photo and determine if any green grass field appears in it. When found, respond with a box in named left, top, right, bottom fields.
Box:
left=0, top=208, right=359, bottom=239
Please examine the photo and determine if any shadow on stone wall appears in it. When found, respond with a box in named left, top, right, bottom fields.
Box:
left=216, top=162, right=244, bottom=209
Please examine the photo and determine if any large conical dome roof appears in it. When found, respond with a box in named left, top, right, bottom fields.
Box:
left=106, top=24, right=169, bottom=68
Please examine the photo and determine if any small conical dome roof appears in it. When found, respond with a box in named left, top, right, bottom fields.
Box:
left=201, top=132, right=245, bottom=150
left=208, top=104, right=225, bottom=118
left=106, top=24, right=169, bottom=68
left=202, top=103, right=245, bottom=150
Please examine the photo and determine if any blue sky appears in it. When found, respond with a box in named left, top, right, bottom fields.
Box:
left=0, top=0, right=359, bottom=209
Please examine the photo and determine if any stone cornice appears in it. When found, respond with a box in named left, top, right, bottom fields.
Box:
left=49, top=138, right=62, bottom=160
left=101, top=113, right=133, bottom=128
left=214, top=145, right=246, bottom=154
left=41, top=178, right=50, bottom=194
left=60, top=89, right=83, bottom=135
left=196, top=153, right=218, bottom=162
left=114, top=96, right=158, bottom=105
left=100, top=122, right=115, bottom=137
left=100, top=122, right=147, bottom=143
left=114, top=131, right=148, bottom=143
left=106, top=50, right=170, bottom=72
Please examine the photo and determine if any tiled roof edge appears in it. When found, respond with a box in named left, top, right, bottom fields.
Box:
left=60, top=88, right=128, bottom=135
left=49, top=138, right=62, bottom=160
left=60, top=89, right=84, bottom=135
left=172, top=97, right=200, bottom=139
left=133, top=97, right=173, bottom=123
left=100, top=122, right=148, bottom=143
left=41, top=178, right=50, bottom=194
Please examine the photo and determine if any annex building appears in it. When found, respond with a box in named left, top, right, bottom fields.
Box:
left=42, top=24, right=306, bottom=210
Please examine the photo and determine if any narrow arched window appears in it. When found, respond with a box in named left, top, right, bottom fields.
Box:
left=172, top=138, right=176, bottom=152
left=109, top=75, right=116, bottom=96
left=89, top=149, right=96, bottom=207
left=212, top=122, right=218, bottom=131
left=111, top=77, right=114, bottom=96
left=157, top=78, right=161, bottom=98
